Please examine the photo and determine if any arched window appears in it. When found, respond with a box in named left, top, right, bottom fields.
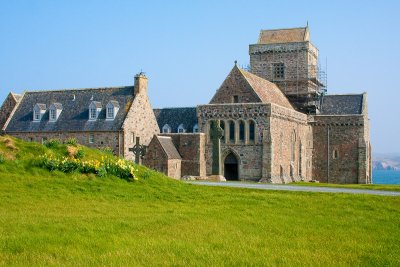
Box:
left=220, top=121, right=225, bottom=141
left=333, top=149, right=339, bottom=159
left=193, top=124, right=199, bottom=133
left=229, top=121, right=235, bottom=142
left=177, top=124, right=186, bottom=133
left=249, top=120, right=255, bottom=142
left=162, top=124, right=171, bottom=133
left=239, top=121, right=245, bottom=141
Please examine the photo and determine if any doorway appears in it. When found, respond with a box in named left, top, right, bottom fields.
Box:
left=224, top=153, right=239, bottom=180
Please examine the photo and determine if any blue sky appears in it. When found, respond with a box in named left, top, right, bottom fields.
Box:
left=1, top=0, right=399, bottom=153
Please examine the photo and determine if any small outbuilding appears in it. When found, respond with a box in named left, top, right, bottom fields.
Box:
left=143, top=135, right=181, bottom=179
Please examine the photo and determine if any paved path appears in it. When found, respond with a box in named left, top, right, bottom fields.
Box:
left=186, top=181, right=400, bottom=196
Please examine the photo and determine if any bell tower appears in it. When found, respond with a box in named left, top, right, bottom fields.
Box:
left=249, top=26, right=326, bottom=113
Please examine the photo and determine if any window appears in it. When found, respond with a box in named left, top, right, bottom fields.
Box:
left=239, top=121, right=245, bottom=141
left=177, top=124, right=185, bottom=133
left=34, top=110, right=40, bottom=121
left=333, top=149, right=339, bottom=159
left=249, top=120, right=255, bottom=142
left=89, top=108, right=97, bottom=120
left=162, top=124, right=171, bottom=133
left=107, top=107, right=114, bottom=119
left=106, top=101, right=119, bottom=120
left=273, top=63, right=285, bottom=79
left=50, top=109, right=56, bottom=121
left=193, top=124, right=199, bottom=133
left=233, top=95, right=239, bottom=103
left=89, top=134, right=94, bottom=144
left=229, top=121, right=235, bottom=142
left=132, top=132, right=135, bottom=143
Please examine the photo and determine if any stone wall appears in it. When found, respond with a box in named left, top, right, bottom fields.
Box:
left=310, top=114, right=370, bottom=184
left=160, top=133, right=206, bottom=177
left=197, top=103, right=311, bottom=182
left=0, top=93, right=21, bottom=132
left=9, top=131, right=122, bottom=155
left=268, top=105, right=312, bottom=183
left=249, top=41, right=322, bottom=112
left=122, top=74, right=160, bottom=161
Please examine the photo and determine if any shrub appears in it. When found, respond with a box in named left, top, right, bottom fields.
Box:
left=66, top=145, right=78, bottom=158
left=65, top=138, right=78, bottom=146
left=44, top=139, right=60, bottom=148
left=75, top=148, right=85, bottom=159
left=0, top=153, right=5, bottom=164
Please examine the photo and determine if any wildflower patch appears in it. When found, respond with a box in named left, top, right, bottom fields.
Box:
left=37, top=154, right=138, bottom=181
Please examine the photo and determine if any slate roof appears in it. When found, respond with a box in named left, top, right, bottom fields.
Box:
left=6, top=86, right=135, bottom=132
left=51, top=103, right=63, bottom=109
left=319, top=94, right=364, bottom=115
left=258, top=27, right=309, bottom=44
left=153, top=107, right=198, bottom=133
left=239, top=67, right=294, bottom=109
left=157, top=136, right=181, bottom=159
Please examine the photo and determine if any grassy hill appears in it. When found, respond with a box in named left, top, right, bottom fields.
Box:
left=0, top=136, right=399, bottom=266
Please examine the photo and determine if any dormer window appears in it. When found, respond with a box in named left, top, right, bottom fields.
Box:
left=177, top=124, right=186, bottom=133
left=89, top=101, right=102, bottom=121
left=49, top=103, right=62, bottom=122
left=106, top=100, right=120, bottom=120
left=193, top=124, right=199, bottom=133
left=33, top=104, right=46, bottom=122
left=162, top=124, right=171, bottom=133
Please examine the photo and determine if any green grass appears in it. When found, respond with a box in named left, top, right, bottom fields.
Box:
left=0, top=136, right=399, bottom=266
left=289, top=182, right=400, bottom=192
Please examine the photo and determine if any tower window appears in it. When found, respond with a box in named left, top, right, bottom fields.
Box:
left=333, top=149, right=339, bottom=159
left=233, top=95, right=239, bottom=103
left=273, top=63, right=285, bottom=79
left=239, top=121, right=245, bottom=141
left=229, top=121, right=235, bottom=142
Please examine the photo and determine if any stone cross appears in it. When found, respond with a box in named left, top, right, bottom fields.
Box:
left=210, top=120, right=224, bottom=175
left=129, top=137, right=147, bottom=164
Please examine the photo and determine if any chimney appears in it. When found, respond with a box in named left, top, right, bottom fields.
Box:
left=134, top=72, right=148, bottom=96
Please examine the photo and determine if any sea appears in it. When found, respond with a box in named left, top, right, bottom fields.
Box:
left=372, top=170, right=400, bottom=184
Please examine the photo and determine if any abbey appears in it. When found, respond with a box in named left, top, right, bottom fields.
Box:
left=0, top=26, right=372, bottom=184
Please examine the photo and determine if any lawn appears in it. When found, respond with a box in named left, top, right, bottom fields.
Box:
left=289, top=182, right=400, bottom=192
left=0, top=136, right=399, bottom=266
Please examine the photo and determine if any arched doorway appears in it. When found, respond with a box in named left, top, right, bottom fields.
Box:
left=224, top=153, right=239, bottom=180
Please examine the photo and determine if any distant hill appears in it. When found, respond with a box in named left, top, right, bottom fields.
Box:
left=373, top=153, right=400, bottom=170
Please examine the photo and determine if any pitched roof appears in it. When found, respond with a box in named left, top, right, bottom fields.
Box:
left=258, top=27, right=309, bottom=44
left=5, top=86, right=135, bottom=132
left=239, top=67, right=294, bottom=109
left=157, top=136, right=181, bottom=159
left=35, top=103, right=47, bottom=110
left=153, top=107, right=198, bottom=133
left=319, top=94, right=364, bottom=115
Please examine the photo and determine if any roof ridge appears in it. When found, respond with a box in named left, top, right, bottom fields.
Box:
left=260, top=27, right=307, bottom=32
left=23, top=85, right=134, bottom=94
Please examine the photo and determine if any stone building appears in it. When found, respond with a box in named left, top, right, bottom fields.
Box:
left=0, top=73, right=159, bottom=161
left=0, top=26, right=372, bottom=184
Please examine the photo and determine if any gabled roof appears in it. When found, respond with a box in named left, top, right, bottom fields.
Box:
left=108, top=100, right=120, bottom=108
left=210, top=65, right=294, bottom=109
left=319, top=94, right=364, bottom=115
left=258, top=27, right=309, bottom=44
left=239, top=68, right=294, bottom=109
left=90, top=101, right=102, bottom=109
left=6, top=86, right=135, bottom=132
left=51, top=103, right=63, bottom=109
left=153, top=107, right=198, bottom=133
left=157, top=136, right=181, bottom=159
left=34, top=103, right=46, bottom=110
